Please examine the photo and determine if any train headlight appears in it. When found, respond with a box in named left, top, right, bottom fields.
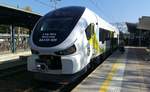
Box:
left=55, top=45, right=76, bottom=55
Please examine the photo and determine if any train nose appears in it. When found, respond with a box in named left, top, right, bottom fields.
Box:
left=36, top=64, right=46, bottom=71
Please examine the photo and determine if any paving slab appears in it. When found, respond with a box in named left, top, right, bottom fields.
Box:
left=72, top=47, right=150, bottom=92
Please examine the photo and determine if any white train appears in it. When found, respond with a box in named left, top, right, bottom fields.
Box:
left=27, top=6, right=119, bottom=82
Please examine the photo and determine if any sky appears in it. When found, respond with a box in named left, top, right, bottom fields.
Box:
left=0, top=0, right=150, bottom=23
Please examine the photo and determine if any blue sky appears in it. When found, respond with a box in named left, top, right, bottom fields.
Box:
left=0, top=0, right=150, bottom=23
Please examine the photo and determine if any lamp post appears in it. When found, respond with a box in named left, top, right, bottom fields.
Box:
left=50, top=0, right=61, bottom=9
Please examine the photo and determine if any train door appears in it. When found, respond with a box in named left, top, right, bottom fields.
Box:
left=85, top=23, right=100, bottom=57
left=110, top=31, right=114, bottom=50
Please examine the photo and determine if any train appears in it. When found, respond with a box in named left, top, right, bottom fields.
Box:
left=27, top=6, right=119, bottom=83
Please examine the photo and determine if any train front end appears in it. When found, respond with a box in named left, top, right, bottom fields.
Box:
left=27, top=6, right=90, bottom=82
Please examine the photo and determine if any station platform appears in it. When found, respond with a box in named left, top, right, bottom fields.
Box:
left=72, top=47, right=150, bottom=92
left=0, top=51, right=31, bottom=70
left=0, top=51, right=31, bottom=63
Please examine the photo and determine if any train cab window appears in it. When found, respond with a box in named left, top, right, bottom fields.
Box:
left=85, top=23, right=95, bottom=40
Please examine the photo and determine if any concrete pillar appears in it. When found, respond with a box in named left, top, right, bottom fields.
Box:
left=139, top=30, right=141, bottom=46
left=10, top=24, right=16, bottom=53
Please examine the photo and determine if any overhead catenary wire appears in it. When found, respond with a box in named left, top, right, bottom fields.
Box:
left=33, top=0, right=53, bottom=8
left=50, top=0, right=61, bottom=9
left=89, top=0, right=112, bottom=21
left=96, top=0, right=119, bottom=23
left=34, top=0, right=61, bottom=9
left=88, top=0, right=118, bottom=23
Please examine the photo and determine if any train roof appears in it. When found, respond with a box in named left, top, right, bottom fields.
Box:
left=45, top=6, right=86, bottom=18
left=83, top=7, right=118, bottom=33
left=95, top=14, right=117, bottom=32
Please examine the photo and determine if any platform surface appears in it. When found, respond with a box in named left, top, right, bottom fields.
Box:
left=72, top=47, right=150, bottom=92
left=0, top=51, right=31, bottom=63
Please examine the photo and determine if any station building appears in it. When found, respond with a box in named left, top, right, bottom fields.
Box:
left=0, top=4, right=41, bottom=54
left=126, top=16, right=150, bottom=47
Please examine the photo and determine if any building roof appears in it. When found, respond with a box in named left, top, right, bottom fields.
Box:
left=137, top=16, right=150, bottom=31
left=126, top=22, right=138, bottom=33
left=0, top=4, right=42, bottom=30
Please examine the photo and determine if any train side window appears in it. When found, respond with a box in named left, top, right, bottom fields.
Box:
left=105, top=31, right=107, bottom=40
left=99, top=28, right=104, bottom=42
left=99, top=28, right=102, bottom=41
left=103, top=29, right=111, bottom=41
left=106, top=31, right=110, bottom=40
left=100, top=28, right=110, bottom=43
left=85, top=23, right=95, bottom=40
left=102, top=30, right=105, bottom=43
left=108, top=32, right=110, bottom=40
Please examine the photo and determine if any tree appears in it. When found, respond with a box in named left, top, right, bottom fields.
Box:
left=23, top=6, right=32, bottom=12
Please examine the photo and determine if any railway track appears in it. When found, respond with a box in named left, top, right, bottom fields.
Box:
left=0, top=56, right=28, bottom=78
left=0, top=52, right=113, bottom=92
left=0, top=57, right=102, bottom=92
left=0, top=64, right=26, bottom=78
left=32, top=55, right=106, bottom=92
left=31, top=51, right=113, bottom=92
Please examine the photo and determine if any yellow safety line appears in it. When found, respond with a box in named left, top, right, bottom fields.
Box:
left=99, top=62, right=121, bottom=92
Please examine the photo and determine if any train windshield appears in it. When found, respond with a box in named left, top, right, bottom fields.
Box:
left=32, top=16, right=76, bottom=47
left=32, top=6, right=85, bottom=47
left=40, top=17, right=73, bottom=32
